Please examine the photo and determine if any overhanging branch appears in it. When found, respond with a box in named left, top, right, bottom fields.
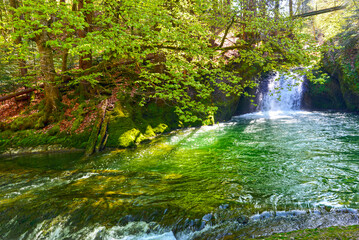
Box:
left=219, top=16, right=236, bottom=48
left=293, top=5, right=346, bottom=18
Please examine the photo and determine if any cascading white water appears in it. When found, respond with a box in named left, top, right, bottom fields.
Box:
left=258, top=72, right=304, bottom=112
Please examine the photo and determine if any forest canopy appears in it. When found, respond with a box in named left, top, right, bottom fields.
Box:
left=0, top=0, right=332, bottom=123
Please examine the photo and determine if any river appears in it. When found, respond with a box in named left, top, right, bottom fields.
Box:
left=1, top=74, right=359, bottom=239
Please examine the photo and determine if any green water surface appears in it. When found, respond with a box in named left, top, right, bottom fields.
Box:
left=1, top=111, right=359, bottom=239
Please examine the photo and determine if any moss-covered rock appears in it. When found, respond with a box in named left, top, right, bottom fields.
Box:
left=0, top=129, right=91, bottom=155
left=214, top=96, right=240, bottom=122
left=319, top=40, right=359, bottom=111
left=302, top=74, right=347, bottom=110
left=118, top=128, right=141, bottom=147
left=334, top=62, right=359, bottom=111
left=106, top=100, right=178, bottom=149
left=257, top=225, right=359, bottom=239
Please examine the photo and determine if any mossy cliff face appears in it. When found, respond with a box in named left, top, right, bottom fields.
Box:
left=302, top=74, right=347, bottom=110
left=323, top=53, right=359, bottom=111
left=214, top=94, right=241, bottom=122
left=213, top=65, right=259, bottom=121
left=306, top=43, right=359, bottom=111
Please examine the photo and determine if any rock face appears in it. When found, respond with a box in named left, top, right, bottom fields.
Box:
left=303, top=52, right=359, bottom=111
left=235, top=87, right=257, bottom=115
left=213, top=85, right=258, bottom=121
left=214, top=94, right=242, bottom=122
left=306, top=41, right=359, bottom=112
left=302, top=74, right=347, bottom=110
left=214, top=63, right=262, bottom=120
left=323, top=52, right=359, bottom=111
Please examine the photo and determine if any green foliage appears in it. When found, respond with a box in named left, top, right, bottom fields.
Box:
left=342, top=61, right=359, bottom=91
left=1, top=0, right=328, bottom=123
left=0, top=52, right=17, bottom=94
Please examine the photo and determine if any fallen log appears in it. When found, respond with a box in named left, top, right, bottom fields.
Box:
left=0, top=84, right=44, bottom=102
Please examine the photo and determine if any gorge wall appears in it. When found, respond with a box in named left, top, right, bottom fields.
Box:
left=303, top=39, right=359, bottom=111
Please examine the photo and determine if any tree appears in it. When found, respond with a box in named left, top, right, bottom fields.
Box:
left=0, top=0, right=326, bottom=124
left=77, top=0, right=93, bottom=98
left=2, top=0, right=87, bottom=117
left=9, top=0, right=27, bottom=78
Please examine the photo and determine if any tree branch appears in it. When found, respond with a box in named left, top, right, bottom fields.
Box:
left=293, top=5, right=346, bottom=18
left=219, top=15, right=236, bottom=48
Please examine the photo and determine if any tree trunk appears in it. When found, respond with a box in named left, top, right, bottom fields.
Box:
left=60, top=1, right=68, bottom=81
left=289, top=0, right=293, bottom=17
left=59, top=0, right=70, bottom=82
left=0, top=86, right=40, bottom=102
left=78, top=0, right=93, bottom=98
left=242, top=0, right=257, bottom=45
left=62, top=50, right=68, bottom=77
left=9, top=0, right=27, bottom=78
left=259, top=0, right=267, bottom=17
left=35, top=22, right=59, bottom=115
left=275, top=0, right=280, bottom=20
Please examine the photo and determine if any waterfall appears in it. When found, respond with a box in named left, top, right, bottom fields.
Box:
left=258, top=72, right=304, bottom=112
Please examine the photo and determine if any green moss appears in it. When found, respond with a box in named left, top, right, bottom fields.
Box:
left=258, top=225, right=359, bottom=239
left=118, top=128, right=140, bottom=147
left=48, top=125, right=60, bottom=136
left=85, top=121, right=101, bottom=156
left=106, top=99, right=177, bottom=149
left=71, top=117, right=84, bottom=132
left=0, top=135, right=10, bottom=154
left=144, top=125, right=156, bottom=136
left=106, top=115, right=136, bottom=147
left=142, top=103, right=178, bottom=130
left=35, top=115, right=46, bottom=129
left=0, top=128, right=91, bottom=154
left=70, top=103, right=90, bottom=132
left=305, top=76, right=347, bottom=110
left=111, top=101, right=128, bottom=117
left=338, top=63, right=359, bottom=111
left=152, top=123, right=168, bottom=134
left=320, top=53, right=359, bottom=111
left=215, top=97, right=239, bottom=122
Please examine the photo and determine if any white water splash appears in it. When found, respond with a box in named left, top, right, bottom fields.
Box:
left=259, top=72, right=304, bottom=112
left=19, top=220, right=176, bottom=240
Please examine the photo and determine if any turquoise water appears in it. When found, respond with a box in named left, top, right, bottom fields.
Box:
left=1, top=111, right=359, bottom=239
